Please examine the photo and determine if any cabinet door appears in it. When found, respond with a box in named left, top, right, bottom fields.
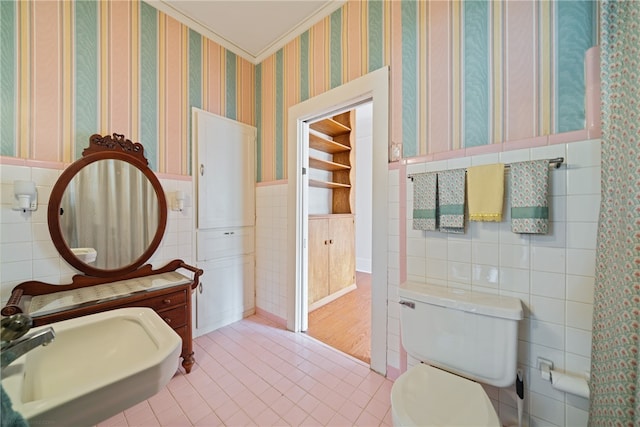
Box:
left=194, top=109, right=256, bottom=229
left=308, top=218, right=330, bottom=305
left=328, top=216, right=355, bottom=294
left=196, top=255, right=254, bottom=334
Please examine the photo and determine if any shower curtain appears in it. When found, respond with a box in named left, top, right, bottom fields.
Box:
left=64, top=160, right=158, bottom=269
left=588, top=1, right=639, bottom=425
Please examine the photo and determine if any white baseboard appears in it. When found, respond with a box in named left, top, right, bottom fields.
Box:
left=308, top=283, right=357, bottom=312
left=356, top=258, right=372, bottom=273
left=193, top=306, right=255, bottom=337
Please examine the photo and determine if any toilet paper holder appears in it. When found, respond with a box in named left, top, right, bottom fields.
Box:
left=537, top=357, right=590, bottom=399
left=537, top=357, right=553, bottom=381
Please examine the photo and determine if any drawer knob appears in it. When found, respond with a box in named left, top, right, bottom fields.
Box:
left=164, top=318, right=172, bottom=324
left=163, top=299, right=171, bottom=304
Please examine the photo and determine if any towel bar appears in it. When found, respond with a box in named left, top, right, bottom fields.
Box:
left=408, top=157, right=564, bottom=180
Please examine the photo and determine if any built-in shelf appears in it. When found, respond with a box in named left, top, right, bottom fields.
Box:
left=307, top=112, right=354, bottom=214
left=309, top=179, right=351, bottom=189
left=309, top=118, right=351, bottom=136
left=309, top=133, right=351, bottom=154
left=308, top=114, right=355, bottom=307
left=309, top=156, right=351, bottom=172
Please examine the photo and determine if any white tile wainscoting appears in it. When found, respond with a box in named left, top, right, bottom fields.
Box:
left=255, top=182, right=289, bottom=322
left=1, top=137, right=600, bottom=427
left=404, top=139, right=600, bottom=427
left=0, top=163, right=194, bottom=304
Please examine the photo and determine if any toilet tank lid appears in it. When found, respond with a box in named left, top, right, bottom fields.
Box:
left=399, top=282, right=523, bottom=320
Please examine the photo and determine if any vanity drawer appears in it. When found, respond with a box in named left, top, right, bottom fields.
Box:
left=140, top=290, right=187, bottom=311
left=157, top=305, right=187, bottom=328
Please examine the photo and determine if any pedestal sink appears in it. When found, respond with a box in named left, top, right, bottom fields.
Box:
left=1, top=307, right=182, bottom=426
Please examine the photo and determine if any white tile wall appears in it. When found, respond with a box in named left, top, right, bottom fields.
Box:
left=255, top=184, right=288, bottom=320
left=157, top=178, right=195, bottom=266
left=387, top=169, right=401, bottom=371
left=3, top=139, right=600, bottom=427
left=0, top=164, right=193, bottom=304
left=404, top=140, right=601, bottom=427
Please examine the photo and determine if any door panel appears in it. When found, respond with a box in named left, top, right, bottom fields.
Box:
left=195, top=110, right=255, bottom=229
left=196, top=255, right=254, bottom=333
left=196, top=228, right=254, bottom=262
left=329, top=216, right=355, bottom=294
left=308, top=218, right=329, bottom=305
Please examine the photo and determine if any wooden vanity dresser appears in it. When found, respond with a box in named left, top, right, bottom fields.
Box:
left=2, top=260, right=202, bottom=373
left=1, top=133, right=203, bottom=373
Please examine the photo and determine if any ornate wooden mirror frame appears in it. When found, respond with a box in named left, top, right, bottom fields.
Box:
left=47, top=133, right=167, bottom=278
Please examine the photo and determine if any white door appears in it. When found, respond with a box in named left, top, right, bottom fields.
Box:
left=192, top=108, right=256, bottom=336
left=195, top=255, right=254, bottom=334
left=194, top=108, right=256, bottom=229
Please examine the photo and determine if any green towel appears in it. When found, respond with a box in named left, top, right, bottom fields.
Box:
left=438, top=169, right=466, bottom=233
left=1, top=385, right=28, bottom=427
left=510, top=160, right=549, bottom=234
left=412, top=172, right=438, bottom=231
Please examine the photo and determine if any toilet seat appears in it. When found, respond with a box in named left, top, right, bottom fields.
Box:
left=391, top=364, right=501, bottom=427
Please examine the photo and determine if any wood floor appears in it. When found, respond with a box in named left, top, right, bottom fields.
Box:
left=306, top=271, right=371, bottom=364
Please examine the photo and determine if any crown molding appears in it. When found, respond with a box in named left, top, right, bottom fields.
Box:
left=145, top=0, right=345, bottom=65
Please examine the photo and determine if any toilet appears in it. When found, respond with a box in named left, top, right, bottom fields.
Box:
left=391, top=282, right=523, bottom=426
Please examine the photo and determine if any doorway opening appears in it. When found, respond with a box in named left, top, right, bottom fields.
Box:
left=286, top=67, right=389, bottom=375
left=306, top=271, right=372, bottom=364
left=304, top=102, right=373, bottom=364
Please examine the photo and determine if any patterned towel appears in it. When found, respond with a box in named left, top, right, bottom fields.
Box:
left=1, top=386, right=28, bottom=427
left=412, top=172, right=437, bottom=231
left=438, top=169, right=466, bottom=233
left=510, top=160, right=549, bottom=234
left=467, top=163, right=505, bottom=222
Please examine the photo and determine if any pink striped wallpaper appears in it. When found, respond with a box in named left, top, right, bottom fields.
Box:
left=1, top=0, right=254, bottom=176
left=254, top=0, right=598, bottom=182
left=2, top=0, right=597, bottom=182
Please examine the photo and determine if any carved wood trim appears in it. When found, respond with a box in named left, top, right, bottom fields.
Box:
left=0, top=260, right=202, bottom=317
left=84, top=133, right=148, bottom=166
left=179, top=261, right=204, bottom=290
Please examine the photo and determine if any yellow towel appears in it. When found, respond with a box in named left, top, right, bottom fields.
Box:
left=466, top=163, right=505, bottom=222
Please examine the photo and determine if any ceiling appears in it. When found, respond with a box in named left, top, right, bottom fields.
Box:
left=150, top=0, right=346, bottom=64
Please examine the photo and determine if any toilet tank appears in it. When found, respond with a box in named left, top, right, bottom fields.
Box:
left=399, top=282, right=523, bottom=388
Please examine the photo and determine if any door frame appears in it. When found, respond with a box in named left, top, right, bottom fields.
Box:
left=286, top=67, right=389, bottom=375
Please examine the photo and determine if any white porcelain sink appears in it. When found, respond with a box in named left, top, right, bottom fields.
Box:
left=1, top=307, right=181, bottom=426
left=70, top=247, right=97, bottom=263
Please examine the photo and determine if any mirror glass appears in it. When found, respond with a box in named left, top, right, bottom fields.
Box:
left=48, top=133, right=167, bottom=278
left=57, top=159, right=160, bottom=270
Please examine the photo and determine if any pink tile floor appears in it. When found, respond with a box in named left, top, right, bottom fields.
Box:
left=98, top=315, right=393, bottom=426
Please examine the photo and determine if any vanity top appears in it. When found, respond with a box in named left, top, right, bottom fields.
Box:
left=27, top=271, right=191, bottom=317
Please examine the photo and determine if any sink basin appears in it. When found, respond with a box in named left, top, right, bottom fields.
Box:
left=70, top=247, right=97, bottom=263
left=1, top=307, right=181, bottom=426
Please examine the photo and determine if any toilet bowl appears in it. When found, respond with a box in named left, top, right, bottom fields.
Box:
left=391, top=364, right=500, bottom=427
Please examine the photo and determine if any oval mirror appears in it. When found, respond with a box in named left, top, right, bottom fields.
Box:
left=48, top=134, right=167, bottom=277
